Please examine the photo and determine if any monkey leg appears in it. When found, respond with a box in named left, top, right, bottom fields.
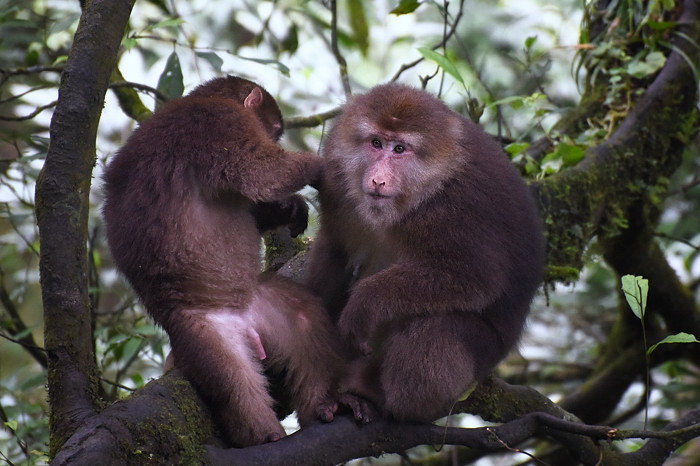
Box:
left=251, top=275, right=345, bottom=426
left=167, top=308, right=285, bottom=447
left=377, top=313, right=499, bottom=423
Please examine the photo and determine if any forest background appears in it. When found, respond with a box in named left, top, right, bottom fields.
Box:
left=0, top=0, right=699, bottom=464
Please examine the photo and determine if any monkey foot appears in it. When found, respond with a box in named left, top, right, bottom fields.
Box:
left=315, top=399, right=338, bottom=422
left=338, top=392, right=376, bottom=424
left=266, top=431, right=284, bottom=443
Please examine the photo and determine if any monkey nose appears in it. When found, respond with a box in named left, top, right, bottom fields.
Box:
left=371, top=179, right=385, bottom=188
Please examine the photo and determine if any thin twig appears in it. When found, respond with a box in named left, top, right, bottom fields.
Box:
left=0, top=100, right=57, bottom=121
left=390, top=0, right=465, bottom=82
left=109, top=81, right=169, bottom=103
left=330, top=0, right=352, bottom=96
left=284, top=107, right=343, bottom=129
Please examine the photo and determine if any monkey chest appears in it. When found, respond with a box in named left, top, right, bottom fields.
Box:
left=346, top=238, right=397, bottom=285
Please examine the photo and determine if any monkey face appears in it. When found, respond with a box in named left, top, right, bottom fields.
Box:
left=325, top=84, right=471, bottom=229
left=330, top=122, right=457, bottom=229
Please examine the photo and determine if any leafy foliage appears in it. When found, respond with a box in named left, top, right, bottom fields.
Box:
left=0, top=0, right=698, bottom=464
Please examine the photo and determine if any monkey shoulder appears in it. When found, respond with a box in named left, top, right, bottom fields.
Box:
left=154, top=97, right=258, bottom=140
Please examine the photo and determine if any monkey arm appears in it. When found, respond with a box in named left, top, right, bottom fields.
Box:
left=337, top=259, right=507, bottom=353
left=251, top=194, right=309, bottom=237
left=190, top=105, right=323, bottom=203
left=236, top=146, right=322, bottom=202
left=305, top=233, right=353, bottom=322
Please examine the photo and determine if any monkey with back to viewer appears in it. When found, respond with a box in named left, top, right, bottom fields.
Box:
left=306, top=83, right=546, bottom=423
left=102, top=76, right=352, bottom=446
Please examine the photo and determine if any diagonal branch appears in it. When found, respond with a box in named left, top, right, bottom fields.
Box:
left=536, top=0, right=700, bottom=280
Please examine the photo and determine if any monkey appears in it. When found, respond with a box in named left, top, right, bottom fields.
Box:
left=305, top=83, right=545, bottom=423
left=102, top=76, right=348, bottom=446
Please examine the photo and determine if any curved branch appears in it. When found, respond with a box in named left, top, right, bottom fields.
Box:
left=537, top=0, right=700, bottom=279
left=284, top=107, right=342, bottom=129
left=51, top=371, right=216, bottom=465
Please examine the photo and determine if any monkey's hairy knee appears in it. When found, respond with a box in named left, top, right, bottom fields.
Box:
left=168, top=309, right=286, bottom=446
left=378, top=316, right=479, bottom=422
left=252, top=277, right=344, bottom=426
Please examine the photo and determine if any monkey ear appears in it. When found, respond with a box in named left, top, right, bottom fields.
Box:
left=244, top=87, right=264, bottom=109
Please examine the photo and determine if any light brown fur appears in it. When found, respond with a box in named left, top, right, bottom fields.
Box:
left=306, top=84, right=545, bottom=422
left=103, top=76, right=345, bottom=446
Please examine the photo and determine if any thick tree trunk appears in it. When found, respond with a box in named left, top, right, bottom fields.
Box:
left=36, top=0, right=136, bottom=456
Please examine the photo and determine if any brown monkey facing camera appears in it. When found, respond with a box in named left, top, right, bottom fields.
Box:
left=306, top=84, right=545, bottom=423
left=103, top=76, right=345, bottom=446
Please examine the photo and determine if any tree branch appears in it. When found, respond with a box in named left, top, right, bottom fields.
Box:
left=35, top=0, right=136, bottom=456
left=51, top=371, right=216, bottom=466
left=536, top=0, right=700, bottom=280
left=0, top=267, right=47, bottom=367
left=330, top=0, right=351, bottom=96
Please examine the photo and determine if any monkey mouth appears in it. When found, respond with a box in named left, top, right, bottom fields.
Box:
left=367, top=192, right=395, bottom=206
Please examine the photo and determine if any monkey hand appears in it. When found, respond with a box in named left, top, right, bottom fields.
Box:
left=284, top=194, right=309, bottom=237
left=297, top=394, right=338, bottom=426
left=337, top=301, right=376, bottom=356
left=338, top=392, right=376, bottom=424
left=303, top=153, right=324, bottom=190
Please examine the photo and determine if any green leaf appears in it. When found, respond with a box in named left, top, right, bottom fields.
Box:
left=627, top=51, right=666, bottom=78
left=130, top=373, right=145, bottom=388
left=525, top=35, right=537, bottom=50
left=417, top=47, right=464, bottom=86
left=647, top=332, right=700, bottom=355
left=156, top=52, right=184, bottom=108
left=122, top=337, right=143, bottom=363
left=12, top=327, right=35, bottom=340
left=195, top=51, right=223, bottom=73
left=347, top=0, right=369, bottom=56
left=540, top=151, right=563, bottom=175
left=145, top=18, right=185, bottom=32
left=5, top=420, right=18, bottom=431
left=280, top=24, right=299, bottom=54
left=505, top=142, right=530, bottom=157
left=621, top=274, right=648, bottom=319
left=19, top=373, right=46, bottom=391
left=645, top=51, right=666, bottom=71
left=122, top=36, right=138, bottom=51
left=646, top=20, right=676, bottom=31
left=391, top=0, right=421, bottom=15
left=238, top=56, right=290, bottom=77
left=558, top=143, right=585, bottom=166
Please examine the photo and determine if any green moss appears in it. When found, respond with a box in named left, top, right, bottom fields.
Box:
left=546, top=265, right=581, bottom=283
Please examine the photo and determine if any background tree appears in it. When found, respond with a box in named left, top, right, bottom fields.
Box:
left=0, top=0, right=698, bottom=464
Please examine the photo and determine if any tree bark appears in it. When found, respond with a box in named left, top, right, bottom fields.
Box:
left=36, top=0, right=136, bottom=456
left=43, top=0, right=700, bottom=463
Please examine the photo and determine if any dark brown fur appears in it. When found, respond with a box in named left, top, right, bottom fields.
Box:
left=306, top=84, right=545, bottom=422
left=103, top=76, right=344, bottom=446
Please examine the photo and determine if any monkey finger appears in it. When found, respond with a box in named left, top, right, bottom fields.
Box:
left=338, top=392, right=376, bottom=424
left=287, top=196, right=309, bottom=237
left=266, top=431, right=284, bottom=443
left=319, top=403, right=338, bottom=423
left=358, top=341, right=373, bottom=356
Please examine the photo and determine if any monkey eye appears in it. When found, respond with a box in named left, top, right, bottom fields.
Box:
left=393, top=145, right=405, bottom=154
left=371, top=138, right=382, bottom=149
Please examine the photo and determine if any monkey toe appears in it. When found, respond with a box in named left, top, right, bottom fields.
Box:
left=266, top=431, right=284, bottom=443
left=339, top=392, right=376, bottom=424
left=316, top=399, right=338, bottom=422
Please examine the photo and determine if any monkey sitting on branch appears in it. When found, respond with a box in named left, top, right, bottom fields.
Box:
left=306, top=83, right=546, bottom=423
left=103, top=76, right=350, bottom=446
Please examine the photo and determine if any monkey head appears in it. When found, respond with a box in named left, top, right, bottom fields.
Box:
left=189, top=76, right=284, bottom=140
left=325, top=84, right=465, bottom=228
